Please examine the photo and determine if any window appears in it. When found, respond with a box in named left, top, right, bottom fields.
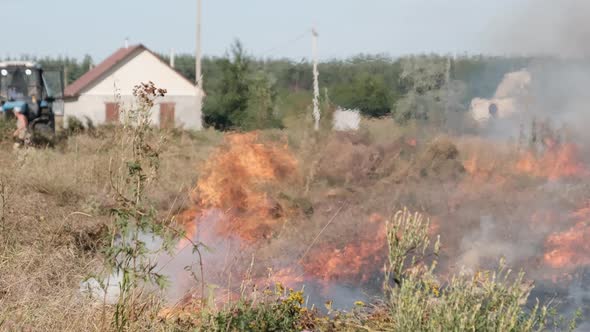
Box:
left=0, top=67, right=41, bottom=100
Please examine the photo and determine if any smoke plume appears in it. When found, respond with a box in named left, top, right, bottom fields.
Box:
left=490, top=0, right=590, bottom=58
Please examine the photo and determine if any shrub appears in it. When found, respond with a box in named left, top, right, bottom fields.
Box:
left=197, top=285, right=316, bottom=331
left=66, top=116, right=86, bottom=135
left=327, top=208, right=580, bottom=332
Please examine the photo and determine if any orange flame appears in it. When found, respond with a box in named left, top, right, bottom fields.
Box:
left=463, top=155, right=491, bottom=180
left=270, top=267, right=306, bottom=287
left=544, top=221, right=590, bottom=269
left=176, top=208, right=199, bottom=250
left=544, top=201, right=590, bottom=269
left=302, top=214, right=387, bottom=284
left=181, top=132, right=298, bottom=243
left=516, top=142, right=587, bottom=180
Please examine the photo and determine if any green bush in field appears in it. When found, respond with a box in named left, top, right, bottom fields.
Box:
left=65, top=116, right=86, bottom=136
left=197, top=285, right=315, bottom=332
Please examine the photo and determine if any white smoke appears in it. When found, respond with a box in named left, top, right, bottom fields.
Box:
left=80, top=209, right=245, bottom=304
left=489, top=0, right=590, bottom=58
left=469, top=69, right=531, bottom=124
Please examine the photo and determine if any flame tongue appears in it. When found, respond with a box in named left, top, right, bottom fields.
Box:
left=185, top=132, right=298, bottom=243
left=544, top=221, right=590, bottom=269
left=544, top=202, right=590, bottom=270
left=516, top=142, right=587, bottom=180
left=302, top=213, right=387, bottom=285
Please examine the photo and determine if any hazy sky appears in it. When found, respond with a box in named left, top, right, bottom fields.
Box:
left=0, top=0, right=543, bottom=61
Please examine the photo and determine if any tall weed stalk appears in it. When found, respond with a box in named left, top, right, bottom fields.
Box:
left=104, top=82, right=174, bottom=331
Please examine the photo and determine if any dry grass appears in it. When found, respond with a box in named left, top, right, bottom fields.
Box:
left=0, top=127, right=222, bottom=331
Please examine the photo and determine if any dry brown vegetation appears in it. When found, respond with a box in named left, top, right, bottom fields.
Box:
left=0, top=127, right=222, bottom=331
left=0, top=117, right=585, bottom=331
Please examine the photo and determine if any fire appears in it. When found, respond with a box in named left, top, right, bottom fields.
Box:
left=169, top=130, right=590, bottom=311
left=544, top=202, right=590, bottom=270
left=176, top=208, right=198, bottom=249
left=406, top=138, right=417, bottom=147
left=302, top=213, right=387, bottom=284
left=462, top=156, right=479, bottom=175
left=182, top=132, right=298, bottom=243
left=270, top=267, right=306, bottom=287
left=462, top=151, right=507, bottom=184
left=463, top=155, right=496, bottom=181
left=515, top=142, right=587, bottom=180
left=544, top=221, right=590, bottom=269
left=303, top=240, right=386, bottom=284
left=300, top=212, right=440, bottom=285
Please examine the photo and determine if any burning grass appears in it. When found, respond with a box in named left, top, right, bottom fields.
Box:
left=186, top=131, right=299, bottom=242
left=515, top=140, right=588, bottom=180
left=544, top=201, right=590, bottom=270
left=0, top=118, right=588, bottom=330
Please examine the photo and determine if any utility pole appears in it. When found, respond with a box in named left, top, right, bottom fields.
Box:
left=195, top=0, right=203, bottom=127
left=312, top=27, right=320, bottom=131
left=63, top=66, right=69, bottom=87
left=196, top=0, right=202, bottom=88
left=170, top=48, right=175, bottom=68
left=444, top=56, right=451, bottom=129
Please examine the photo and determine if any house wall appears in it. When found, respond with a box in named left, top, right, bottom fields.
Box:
left=65, top=95, right=201, bottom=129
left=64, top=49, right=202, bottom=129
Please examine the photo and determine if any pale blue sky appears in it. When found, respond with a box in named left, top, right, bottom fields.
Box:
left=0, top=0, right=564, bottom=61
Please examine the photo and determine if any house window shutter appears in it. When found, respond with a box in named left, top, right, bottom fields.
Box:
left=105, top=102, right=120, bottom=123
left=160, top=102, right=175, bottom=128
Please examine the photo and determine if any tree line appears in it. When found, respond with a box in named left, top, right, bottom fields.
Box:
left=5, top=43, right=534, bottom=130
left=163, top=42, right=534, bottom=130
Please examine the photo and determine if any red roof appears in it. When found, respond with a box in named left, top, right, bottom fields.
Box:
left=64, top=44, right=145, bottom=97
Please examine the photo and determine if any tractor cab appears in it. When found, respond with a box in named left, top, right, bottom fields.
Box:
left=0, top=61, right=63, bottom=135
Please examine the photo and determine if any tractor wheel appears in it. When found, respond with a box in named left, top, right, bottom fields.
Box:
left=30, top=121, right=55, bottom=146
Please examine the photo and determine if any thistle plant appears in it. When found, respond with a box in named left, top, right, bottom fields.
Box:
left=104, top=82, right=176, bottom=331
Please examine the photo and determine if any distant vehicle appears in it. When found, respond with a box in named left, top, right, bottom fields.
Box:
left=469, top=69, right=531, bottom=124
left=0, top=61, right=64, bottom=139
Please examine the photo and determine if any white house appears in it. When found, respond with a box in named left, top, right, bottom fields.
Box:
left=64, top=44, right=201, bottom=129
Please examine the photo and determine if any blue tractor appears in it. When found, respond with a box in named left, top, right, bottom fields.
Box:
left=0, top=61, right=63, bottom=140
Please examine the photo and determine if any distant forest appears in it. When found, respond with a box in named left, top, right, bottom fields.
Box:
left=9, top=52, right=531, bottom=101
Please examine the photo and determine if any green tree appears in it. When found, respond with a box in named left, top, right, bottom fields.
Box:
left=392, top=55, right=448, bottom=124
left=203, top=40, right=282, bottom=130
left=332, top=73, right=392, bottom=117
left=239, top=71, right=282, bottom=130
left=203, top=41, right=250, bottom=130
